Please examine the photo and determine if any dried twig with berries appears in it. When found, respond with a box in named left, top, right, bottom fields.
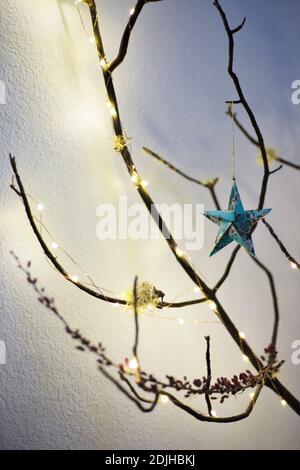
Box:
left=13, top=253, right=283, bottom=422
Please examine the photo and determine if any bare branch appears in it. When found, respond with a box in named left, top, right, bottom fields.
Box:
left=100, top=367, right=159, bottom=413
left=226, top=105, right=300, bottom=170
left=269, top=164, right=283, bottom=175
left=142, top=147, right=219, bottom=189
left=10, top=155, right=208, bottom=310
left=214, top=245, right=240, bottom=291
left=204, top=336, right=213, bottom=416
left=108, top=0, right=165, bottom=73
left=9, top=154, right=127, bottom=307
left=231, top=17, right=246, bottom=34
left=143, top=147, right=221, bottom=209
left=214, top=0, right=270, bottom=210
left=262, top=219, right=300, bottom=270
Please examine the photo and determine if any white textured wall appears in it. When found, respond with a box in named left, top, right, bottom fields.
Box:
left=0, top=0, right=300, bottom=450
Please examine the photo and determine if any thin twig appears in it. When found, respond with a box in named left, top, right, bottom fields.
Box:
left=214, top=245, right=240, bottom=291
left=214, top=0, right=270, bottom=210
left=143, top=147, right=221, bottom=209
left=133, top=276, right=140, bottom=360
left=262, top=219, right=300, bottom=270
left=204, top=336, right=213, bottom=416
left=226, top=106, right=300, bottom=170
left=100, top=367, right=159, bottom=413
left=142, top=147, right=219, bottom=189
left=108, top=0, right=165, bottom=73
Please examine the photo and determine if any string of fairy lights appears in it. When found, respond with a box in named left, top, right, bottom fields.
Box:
left=71, top=0, right=295, bottom=410
left=12, top=0, right=293, bottom=411
left=19, top=186, right=226, bottom=330
left=28, top=0, right=293, bottom=409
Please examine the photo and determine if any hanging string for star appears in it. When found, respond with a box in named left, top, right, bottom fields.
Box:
left=230, top=101, right=236, bottom=181
left=204, top=99, right=272, bottom=258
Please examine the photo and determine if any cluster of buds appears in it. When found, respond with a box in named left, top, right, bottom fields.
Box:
left=123, top=281, right=165, bottom=313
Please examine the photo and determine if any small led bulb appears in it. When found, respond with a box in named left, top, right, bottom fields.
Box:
left=211, top=410, right=217, bottom=417
left=208, top=300, right=217, bottom=311
left=193, top=286, right=200, bottom=293
left=249, top=392, right=255, bottom=399
left=290, top=261, right=298, bottom=269
left=110, top=107, right=117, bottom=118
left=281, top=399, right=287, bottom=407
left=70, top=275, right=79, bottom=283
left=239, top=332, right=246, bottom=340
left=128, top=357, right=139, bottom=370
left=243, top=354, right=249, bottom=362
left=36, top=203, right=44, bottom=212
left=141, top=180, right=148, bottom=188
left=129, top=8, right=135, bottom=16
left=51, top=241, right=58, bottom=250
left=131, top=173, right=139, bottom=184
left=160, top=395, right=169, bottom=404
left=178, top=319, right=185, bottom=325
left=175, top=247, right=184, bottom=258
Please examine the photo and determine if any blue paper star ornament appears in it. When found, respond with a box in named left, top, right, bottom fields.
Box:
left=204, top=182, right=271, bottom=257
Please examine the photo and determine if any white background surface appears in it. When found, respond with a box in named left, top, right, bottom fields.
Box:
left=0, top=0, right=300, bottom=449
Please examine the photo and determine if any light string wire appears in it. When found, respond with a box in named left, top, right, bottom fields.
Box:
left=15, top=183, right=220, bottom=327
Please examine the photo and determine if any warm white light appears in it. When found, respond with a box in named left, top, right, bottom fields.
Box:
left=175, top=247, right=184, bottom=258
left=211, top=410, right=217, bottom=417
left=131, top=173, right=139, bottom=184
left=51, top=241, right=58, bottom=250
left=178, top=318, right=185, bottom=325
left=100, top=58, right=106, bottom=67
left=110, top=107, right=117, bottom=118
left=128, top=357, right=139, bottom=370
left=290, top=261, right=298, bottom=270
left=193, top=286, right=200, bottom=293
left=249, top=392, right=255, bottom=399
left=281, top=399, right=287, bottom=407
left=243, top=354, right=249, bottom=362
left=114, top=302, right=120, bottom=308
left=208, top=300, right=217, bottom=311
left=36, top=203, right=44, bottom=212
left=70, top=275, right=79, bottom=283
left=141, top=180, right=148, bottom=188
left=160, top=395, right=169, bottom=404
left=106, top=100, right=117, bottom=117
left=239, top=332, right=246, bottom=340
left=89, top=36, right=95, bottom=44
left=129, top=8, right=135, bottom=15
